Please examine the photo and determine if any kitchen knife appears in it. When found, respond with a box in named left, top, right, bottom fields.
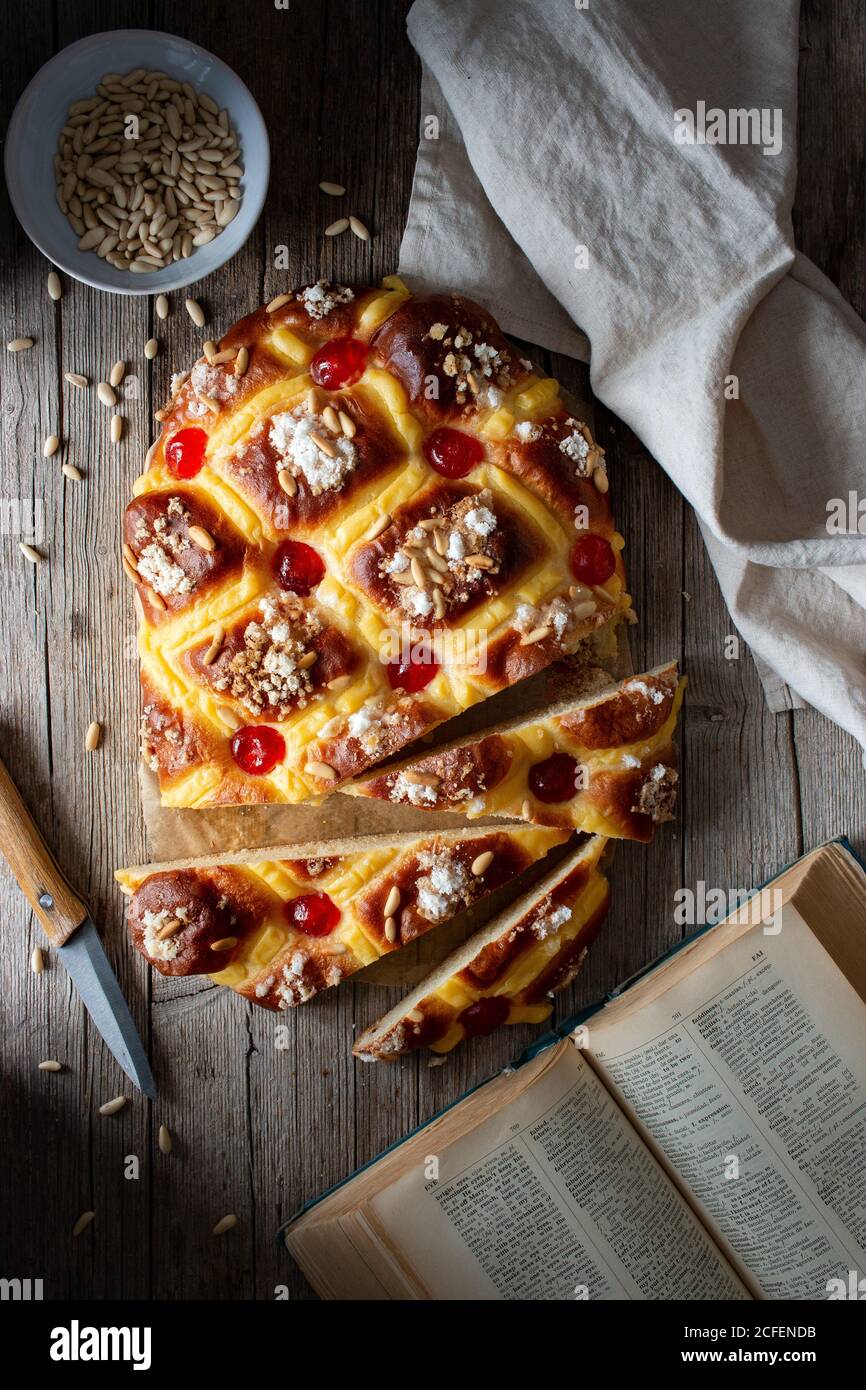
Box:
left=0, top=753, right=156, bottom=1097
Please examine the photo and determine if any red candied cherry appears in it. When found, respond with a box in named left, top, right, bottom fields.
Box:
left=310, top=337, right=367, bottom=390
left=459, top=996, right=510, bottom=1038
left=384, top=649, right=440, bottom=694
left=273, top=539, right=325, bottom=596
left=165, top=427, right=208, bottom=479
left=570, top=533, right=615, bottom=587
left=284, top=891, right=341, bottom=937
left=230, top=724, right=286, bottom=776
left=423, top=427, right=485, bottom=479
left=528, top=751, right=579, bottom=804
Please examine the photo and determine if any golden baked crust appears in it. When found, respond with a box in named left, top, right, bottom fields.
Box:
left=353, top=835, right=610, bottom=1059
left=115, top=825, right=570, bottom=1008
left=125, top=276, right=631, bottom=807
left=346, top=663, right=684, bottom=841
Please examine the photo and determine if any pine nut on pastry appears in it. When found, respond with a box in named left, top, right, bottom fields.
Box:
left=346, top=662, right=685, bottom=841
left=125, top=276, right=632, bottom=808
left=353, top=835, right=610, bottom=1060
left=115, top=825, right=570, bottom=1009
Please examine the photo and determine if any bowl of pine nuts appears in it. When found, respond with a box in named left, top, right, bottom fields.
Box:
left=5, top=29, right=269, bottom=293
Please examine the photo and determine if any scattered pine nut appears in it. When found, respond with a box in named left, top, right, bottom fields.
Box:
left=7, top=337, right=34, bottom=352
left=297, top=650, right=318, bottom=670
left=212, top=1214, right=238, bottom=1236
left=349, top=215, right=370, bottom=241
left=110, top=415, right=124, bottom=444
left=109, top=360, right=125, bottom=388
left=203, top=625, right=225, bottom=665
left=324, top=217, right=349, bottom=237
left=155, top=294, right=169, bottom=320
left=277, top=469, right=297, bottom=497
left=185, top=298, right=205, bottom=327
left=97, top=381, right=117, bottom=407
left=72, top=1211, right=95, bottom=1238
left=521, top=798, right=532, bottom=820
left=210, top=936, right=238, bottom=952
left=310, top=430, right=337, bottom=458
left=364, top=512, right=391, bottom=541
left=234, top=346, right=249, bottom=376
left=305, top=759, right=338, bottom=782
left=84, top=720, right=101, bottom=752
left=158, top=1124, right=172, bottom=1155
left=384, top=917, right=397, bottom=943
left=319, top=181, right=346, bottom=196
left=47, top=271, right=62, bottom=301
left=322, top=404, right=340, bottom=434
left=144, top=338, right=158, bottom=360
left=338, top=410, right=356, bottom=439
left=43, top=434, right=59, bottom=457
left=62, top=463, right=83, bottom=482
left=19, top=542, right=41, bottom=564
left=98, top=1096, right=127, bottom=1116
left=198, top=394, right=220, bottom=414
left=217, top=704, right=242, bottom=731
left=266, top=293, right=291, bottom=313
left=202, top=339, right=217, bottom=364
left=471, top=851, right=494, bottom=877
left=384, top=885, right=401, bottom=919
left=39, top=1060, right=62, bottom=1072
left=188, top=524, right=215, bottom=552
left=31, top=946, right=45, bottom=975
left=64, top=371, right=88, bottom=388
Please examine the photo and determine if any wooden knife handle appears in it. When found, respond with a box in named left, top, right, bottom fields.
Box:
left=0, top=755, right=86, bottom=946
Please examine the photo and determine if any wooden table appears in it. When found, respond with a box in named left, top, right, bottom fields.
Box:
left=2, top=1, right=863, bottom=1300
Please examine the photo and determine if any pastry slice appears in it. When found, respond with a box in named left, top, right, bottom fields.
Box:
left=353, top=835, right=609, bottom=1059
left=346, top=662, right=684, bottom=841
left=115, top=825, right=570, bottom=1011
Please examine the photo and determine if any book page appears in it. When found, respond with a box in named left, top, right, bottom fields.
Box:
left=588, top=903, right=866, bottom=1299
left=368, top=1043, right=748, bottom=1300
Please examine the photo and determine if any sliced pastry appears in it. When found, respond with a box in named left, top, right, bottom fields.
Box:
left=353, top=835, right=610, bottom=1059
left=126, top=275, right=633, bottom=807
left=116, top=825, right=570, bottom=1010
left=346, top=662, right=684, bottom=841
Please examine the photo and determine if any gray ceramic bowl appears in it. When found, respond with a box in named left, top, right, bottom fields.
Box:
left=5, top=29, right=269, bottom=294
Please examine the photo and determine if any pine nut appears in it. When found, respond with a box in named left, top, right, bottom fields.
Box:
left=109, top=359, right=125, bottom=387
left=471, top=851, right=494, bottom=876
left=73, top=1211, right=95, bottom=1237
left=305, top=759, right=338, bottom=782
left=324, top=217, right=349, bottom=237
left=155, top=293, right=169, bottom=319
left=110, top=415, right=124, bottom=444
left=64, top=371, right=88, bottom=388
left=144, top=337, right=158, bottom=359
left=19, top=542, right=41, bottom=564
left=266, top=293, right=291, bottom=312
left=39, top=1060, right=62, bottom=1072
left=47, top=271, right=62, bottom=301
left=185, top=297, right=205, bottom=327
left=319, top=181, right=346, bottom=196
left=31, top=946, right=45, bottom=974
left=277, top=469, right=297, bottom=497
left=349, top=215, right=370, bottom=241
left=234, top=345, right=249, bottom=376
left=384, top=917, right=397, bottom=943
left=62, top=463, right=83, bottom=482
left=384, top=885, right=401, bottom=918
left=203, top=625, right=225, bottom=665
left=188, top=524, right=215, bottom=552
left=158, top=1124, right=172, bottom=1154
left=7, top=337, right=34, bottom=352
left=98, top=1096, right=127, bottom=1116
left=43, top=434, right=59, bottom=457
left=212, top=1214, right=237, bottom=1236
left=85, top=721, right=101, bottom=752
left=97, top=381, right=116, bottom=407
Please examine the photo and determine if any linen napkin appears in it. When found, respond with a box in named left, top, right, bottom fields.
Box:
left=399, top=0, right=866, bottom=750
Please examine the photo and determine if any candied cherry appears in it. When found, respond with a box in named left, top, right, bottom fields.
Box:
left=284, top=891, right=341, bottom=937
left=459, top=996, right=510, bottom=1038
left=310, top=337, right=367, bottom=390
left=385, top=648, right=440, bottom=694
left=570, top=533, right=615, bottom=587
left=230, top=724, right=286, bottom=776
left=165, top=427, right=208, bottom=479
left=273, top=539, right=325, bottom=596
left=528, top=751, right=579, bottom=804
left=423, top=427, right=485, bottom=479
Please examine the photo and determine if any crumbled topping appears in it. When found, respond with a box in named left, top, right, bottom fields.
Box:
left=425, top=320, right=516, bottom=405
left=415, top=852, right=471, bottom=922
left=531, top=903, right=572, bottom=941
left=211, top=595, right=320, bottom=716
left=134, top=496, right=196, bottom=597
left=514, top=421, right=542, bottom=443
left=170, top=370, right=189, bottom=396
left=140, top=702, right=192, bottom=770
left=513, top=590, right=598, bottom=651
left=391, top=771, right=439, bottom=806
left=321, top=696, right=418, bottom=760
left=275, top=950, right=318, bottom=1008
left=141, top=908, right=182, bottom=961
left=379, top=489, right=502, bottom=620
left=633, top=764, right=679, bottom=823
left=269, top=408, right=358, bottom=494
left=297, top=280, right=354, bottom=320
left=620, top=753, right=641, bottom=768
left=559, top=417, right=608, bottom=490
left=190, top=361, right=239, bottom=409
left=625, top=678, right=667, bottom=705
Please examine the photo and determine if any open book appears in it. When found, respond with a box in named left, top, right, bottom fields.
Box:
left=283, top=840, right=866, bottom=1299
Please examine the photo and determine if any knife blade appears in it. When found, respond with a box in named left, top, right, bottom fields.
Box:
left=0, top=752, right=156, bottom=1096
left=60, top=919, right=156, bottom=1098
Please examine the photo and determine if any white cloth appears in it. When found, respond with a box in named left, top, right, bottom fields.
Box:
left=399, top=0, right=866, bottom=748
